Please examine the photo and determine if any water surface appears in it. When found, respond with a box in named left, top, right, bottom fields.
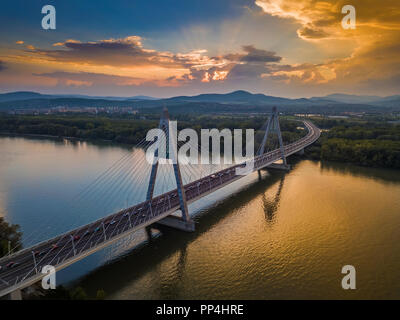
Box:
left=1, top=136, right=400, bottom=299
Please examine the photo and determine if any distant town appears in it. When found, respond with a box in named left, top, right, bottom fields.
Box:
left=6, top=106, right=139, bottom=115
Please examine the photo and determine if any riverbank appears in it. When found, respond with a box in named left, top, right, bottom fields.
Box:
left=304, top=117, right=400, bottom=169
left=0, top=131, right=98, bottom=141
left=0, top=132, right=134, bottom=149
left=0, top=113, right=306, bottom=148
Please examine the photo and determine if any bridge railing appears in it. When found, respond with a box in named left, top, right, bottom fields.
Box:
left=0, top=120, right=321, bottom=297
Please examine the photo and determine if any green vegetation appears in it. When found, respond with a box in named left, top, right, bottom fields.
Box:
left=0, top=114, right=306, bottom=148
left=1, top=113, right=398, bottom=169
left=0, top=114, right=158, bottom=144
left=306, top=118, right=400, bottom=169
left=0, top=217, right=22, bottom=258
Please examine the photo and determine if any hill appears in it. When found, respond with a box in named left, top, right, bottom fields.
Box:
left=0, top=90, right=399, bottom=114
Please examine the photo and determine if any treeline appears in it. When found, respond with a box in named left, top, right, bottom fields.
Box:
left=0, top=217, right=22, bottom=258
left=306, top=118, right=400, bottom=169
left=0, top=115, right=158, bottom=144
left=0, top=114, right=306, bottom=148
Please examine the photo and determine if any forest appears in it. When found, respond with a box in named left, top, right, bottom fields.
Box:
left=0, top=113, right=305, bottom=147
left=0, top=217, right=22, bottom=258
left=306, top=118, right=400, bottom=168
left=0, top=113, right=399, bottom=168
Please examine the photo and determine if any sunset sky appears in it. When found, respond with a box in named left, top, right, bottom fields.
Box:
left=0, top=0, right=399, bottom=98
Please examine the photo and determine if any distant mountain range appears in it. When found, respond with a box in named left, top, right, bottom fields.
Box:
left=161, top=90, right=309, bottom=105
left=164, top=90, right=400, bottom=107
left=0, top=91, right=157, bottom=103
left=311, top=93, right=400, bottom=105
left=0, top=90, right=399, bottom=112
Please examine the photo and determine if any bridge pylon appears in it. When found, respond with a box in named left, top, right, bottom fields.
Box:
left=258, top=107, right=290, bottom=171
left=146, top=108, right=195, bottom=232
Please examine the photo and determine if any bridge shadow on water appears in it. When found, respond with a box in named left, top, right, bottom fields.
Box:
left=73, top=168, right=288, bottom=298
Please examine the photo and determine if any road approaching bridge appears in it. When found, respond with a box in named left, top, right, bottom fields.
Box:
left=0, top=118, right=320, bottom=299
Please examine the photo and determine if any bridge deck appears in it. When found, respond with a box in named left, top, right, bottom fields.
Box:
left=0, top=120, right=320, bottom=297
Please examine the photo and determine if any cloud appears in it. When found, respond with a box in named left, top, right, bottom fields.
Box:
left=187, top=45, right=283, bottom=81
left=34, top=36, right=173, bottom=67
left=255, top=0, right=400, bottom=40
left=33, top=71, right=184, bottom=88
left=224, top=45, right=281, bottom=63
left=27, top=37, right=284, bottom=84
left=16, top=41, right=24, bottom=45
left=297, top=27, right=328, bottom=40
left=0, top=60, right=5, bottom=72
left=228, top=63, right=270, bottom=79
left=31, top=36, right=224, bottom=71
left=261, top=62, right=335, bottom=84
left=241, top=45, right=281, bottom=63
left=253, top=0, right=400, bottom=92
left=2, top=16, right=400, bottom=97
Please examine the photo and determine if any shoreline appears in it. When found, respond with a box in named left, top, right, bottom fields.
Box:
left=0, top=131, right=135, bottom=149
left=0, top=131, right=111, bottom=142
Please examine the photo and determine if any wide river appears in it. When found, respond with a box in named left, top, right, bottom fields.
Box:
left=0, top=136, right=400, bottom=299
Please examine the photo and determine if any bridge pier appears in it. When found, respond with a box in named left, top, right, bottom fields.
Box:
left=146, top=108, right=195, bottom=233
left=145, top=226, right=154, bottom=242
left=297, top=148, right=305, bottom=155
left=156, top=215, right=195, bottom=232
left=266, top=163, right=291, bottom=171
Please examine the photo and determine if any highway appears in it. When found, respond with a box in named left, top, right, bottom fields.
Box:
left=0, top=120, right=320, bottom=297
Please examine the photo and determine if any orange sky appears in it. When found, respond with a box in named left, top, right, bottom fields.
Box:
left=0, top=0, right=399, bottom=97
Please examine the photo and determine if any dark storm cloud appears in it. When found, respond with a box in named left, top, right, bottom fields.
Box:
left=228, top=63, right=271, bottom=79
left=35, top=37, right=191, bottom=69
left=212, top=46, right=282, bottom=80
left=223, top=45, right=282, bottom=64
left=63, top=39, right=145, bottom=53
left=240, top=45, right=282, bottom=63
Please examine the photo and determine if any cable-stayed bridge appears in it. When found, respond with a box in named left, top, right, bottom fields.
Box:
left=0, top=108, right=320, bottom=299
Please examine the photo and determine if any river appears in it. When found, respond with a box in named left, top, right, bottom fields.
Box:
left=1, top=136, right=400, bottom=299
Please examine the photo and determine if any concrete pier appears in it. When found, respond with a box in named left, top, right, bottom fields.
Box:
left=266, top=163, right=291, bottom=171
left=156, top=215, right=195, bottom=232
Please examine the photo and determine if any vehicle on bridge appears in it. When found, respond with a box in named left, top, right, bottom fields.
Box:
left=0, top=109, right=320, bottom=299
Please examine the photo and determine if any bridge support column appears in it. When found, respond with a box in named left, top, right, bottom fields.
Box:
left=146, top=108, right=195, bottom=233
left=145, top=226, right=153, bottom=242
left=266, top=163, right=291, bottom=171
left=297, top=148, right=305, bottom=155
left=156, top=215, right=195, bottom=232
left=5, top=289, right=22, bottom=300
left=258, top=107, right=287, bottom=165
